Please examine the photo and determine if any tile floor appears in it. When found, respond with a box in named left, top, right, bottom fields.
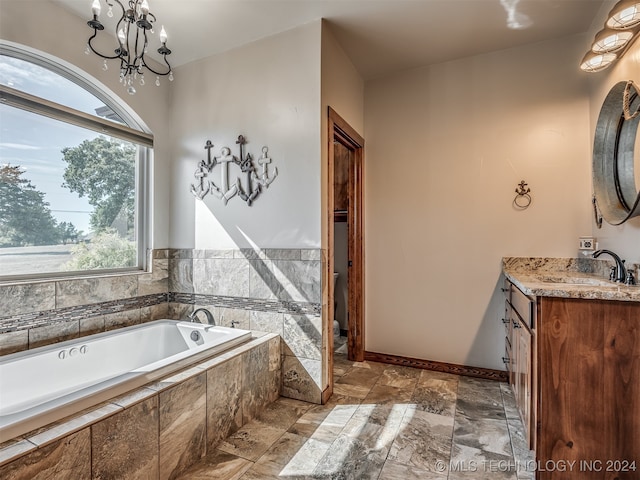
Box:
left=177, top=345, right=534, bottom=480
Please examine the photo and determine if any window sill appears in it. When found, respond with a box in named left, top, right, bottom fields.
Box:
left=0, top=268, right=148, bottom=287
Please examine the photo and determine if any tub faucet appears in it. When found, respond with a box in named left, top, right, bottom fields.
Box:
left=188, top=308, right=216, bottom=325
left=593, top=249, right=626, bottom=283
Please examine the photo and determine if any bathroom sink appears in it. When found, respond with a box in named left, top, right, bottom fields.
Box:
left=534, top=274, right=614, bottom=287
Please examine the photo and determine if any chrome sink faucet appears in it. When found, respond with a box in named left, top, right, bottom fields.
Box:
left=188, top=308, right=216, bottom=325
left=593, top=249, right=626, bottom=283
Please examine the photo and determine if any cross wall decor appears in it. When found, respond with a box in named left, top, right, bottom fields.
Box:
left=190, top=135, right=278, bottom=206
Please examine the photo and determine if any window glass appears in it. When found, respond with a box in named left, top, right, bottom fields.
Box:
left=0, top=54, right=125, bottom=124
left=0, top=50, right=148, bottom=279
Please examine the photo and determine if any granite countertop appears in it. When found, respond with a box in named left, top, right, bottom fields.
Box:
left=503, top=257, right=640, bottom=303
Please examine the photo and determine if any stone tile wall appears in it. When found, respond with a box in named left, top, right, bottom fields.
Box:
left=0, top=250, right=170, bottom=356
left=0, top=247, right=325, bottom=404
left=0, top=333, right=280, bottom=480
left=169, top=249, right=324, bottom=404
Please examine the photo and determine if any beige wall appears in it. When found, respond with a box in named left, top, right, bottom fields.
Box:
left=169, top=22, right=322, bottom=249
left=320, top=21, right=365, bottom=237
left=0, top=0, right=172, bottom=248
left=320, top=22, right=364, bottom=387
left=584, top=1, right=640, bottom=262
left=364, top=35, right=592, bottom=370
left=321, top=21, right=365, bottom=139
left=6, top=1, right=636, bottom=376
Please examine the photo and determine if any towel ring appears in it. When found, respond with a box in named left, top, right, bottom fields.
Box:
left=514, top=180, right=531, bottom=209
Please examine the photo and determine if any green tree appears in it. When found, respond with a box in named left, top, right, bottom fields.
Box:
left=0, top=165, right=60, bottom=247
left=57, top=221, right=80, bottom=244
left=61, top=137, right=136, bottom=234
left=64, top=229, right=136, bottom=271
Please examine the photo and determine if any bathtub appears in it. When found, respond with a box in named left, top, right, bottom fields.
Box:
left=0, top=320, right=252, bottom=441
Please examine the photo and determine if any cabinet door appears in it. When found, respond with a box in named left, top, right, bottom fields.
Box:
left=517, top=324, right=532, bottom=444
left=538, top=297, right=639, bottom=478
left=511, top=309, right=533, bottom=447
left=504, top=299, right=514, bottom=384
left=511, top=310, right=521, bottom=405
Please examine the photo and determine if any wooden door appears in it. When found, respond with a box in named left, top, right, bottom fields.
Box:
left=328, top=107, right=365, bottom=364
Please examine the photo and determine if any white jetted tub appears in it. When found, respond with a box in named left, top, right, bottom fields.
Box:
left=0, top=320, right=252, bottom=441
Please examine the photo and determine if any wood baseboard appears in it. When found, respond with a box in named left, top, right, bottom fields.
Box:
left=321, top=384, right=333, bottom=404
left=364, top=351, right=508, bottom=382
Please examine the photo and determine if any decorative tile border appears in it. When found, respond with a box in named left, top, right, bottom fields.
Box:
left=364, top=351, right=509, bottom=382
left=168, top=248, right=321, bottom=261
left=169, top=292, right=321, bottom=316
left=0, top=291, right=320, bottom=333
left=0, top=293, right=168, bottom=333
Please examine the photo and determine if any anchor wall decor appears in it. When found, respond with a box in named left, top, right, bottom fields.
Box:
left=190, top=135, right=278, bottom=206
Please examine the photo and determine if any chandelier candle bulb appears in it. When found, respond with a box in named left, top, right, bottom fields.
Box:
left=140, top=0, right=149, bottom=16
left=160, top=26, right=168, bottom=44
left=91, top=0, right=101, bottom=17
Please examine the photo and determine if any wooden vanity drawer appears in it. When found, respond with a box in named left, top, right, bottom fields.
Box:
left=510, top=283, right=534, bottom=328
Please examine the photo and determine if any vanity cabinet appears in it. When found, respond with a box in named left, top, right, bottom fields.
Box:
left=536, top=297, right=639, bottom=480
left=503, top=280, right=640, bottom=479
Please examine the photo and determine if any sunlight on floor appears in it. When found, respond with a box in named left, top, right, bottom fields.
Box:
left=176, top=356, right=534, bottom=479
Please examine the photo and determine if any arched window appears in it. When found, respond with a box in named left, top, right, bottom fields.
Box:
left=0, top=43, right=151, bottom=280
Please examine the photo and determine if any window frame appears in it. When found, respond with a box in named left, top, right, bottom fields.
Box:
left=0, top=43, right=153, bottom=282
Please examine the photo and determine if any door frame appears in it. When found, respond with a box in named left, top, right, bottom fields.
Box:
left=327, top=107, right=365, bottom=367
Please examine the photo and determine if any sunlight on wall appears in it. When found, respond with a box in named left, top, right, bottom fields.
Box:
left=235, top=227, right=310, bottom=303
left=194, top=199, right=237, bottom=249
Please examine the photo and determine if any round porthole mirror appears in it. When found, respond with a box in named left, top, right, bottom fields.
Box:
left=593, top=81, right=640, bottom=225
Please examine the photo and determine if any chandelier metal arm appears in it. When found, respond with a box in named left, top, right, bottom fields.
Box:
left=87, top=29, right=122, bottom=60
left=140, top=54, right=172, bottom=76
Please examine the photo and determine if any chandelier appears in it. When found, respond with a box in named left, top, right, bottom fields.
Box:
left=86, top=0, right=173, bottom=94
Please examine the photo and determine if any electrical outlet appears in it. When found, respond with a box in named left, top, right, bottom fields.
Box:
left=579, top=237, right=595, bottom=250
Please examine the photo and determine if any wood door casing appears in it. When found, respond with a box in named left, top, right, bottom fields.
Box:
left=327, top=107, right=365, bottom=368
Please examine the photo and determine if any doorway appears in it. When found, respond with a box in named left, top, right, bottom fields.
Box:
left=328, top=107, right=364, bottom=372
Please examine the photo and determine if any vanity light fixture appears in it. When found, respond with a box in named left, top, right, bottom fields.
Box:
left=580, top=51, right=618, bottom=72
left=580, top=0, right=640, bottom=72
left=606, top=0, right=640, bottom=29
left=592, top=29, right=634, bottom=53
left=86, top=0, right=173, bottom=94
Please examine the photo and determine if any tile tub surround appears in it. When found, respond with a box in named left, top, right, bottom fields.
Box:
left=0, top=251, right=170, bottom=356
left=503, top=256, right=640, bottom=302
left=169, top=248, right=324, bottom=405
left=1, top=247, right=325, bottom=403
left=0, top=333, right=281, bottom=480
left=174, top=353, right=535, bottom=480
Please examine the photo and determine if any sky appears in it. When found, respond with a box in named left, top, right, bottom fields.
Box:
left=0, top=55, right=124, bottom=235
